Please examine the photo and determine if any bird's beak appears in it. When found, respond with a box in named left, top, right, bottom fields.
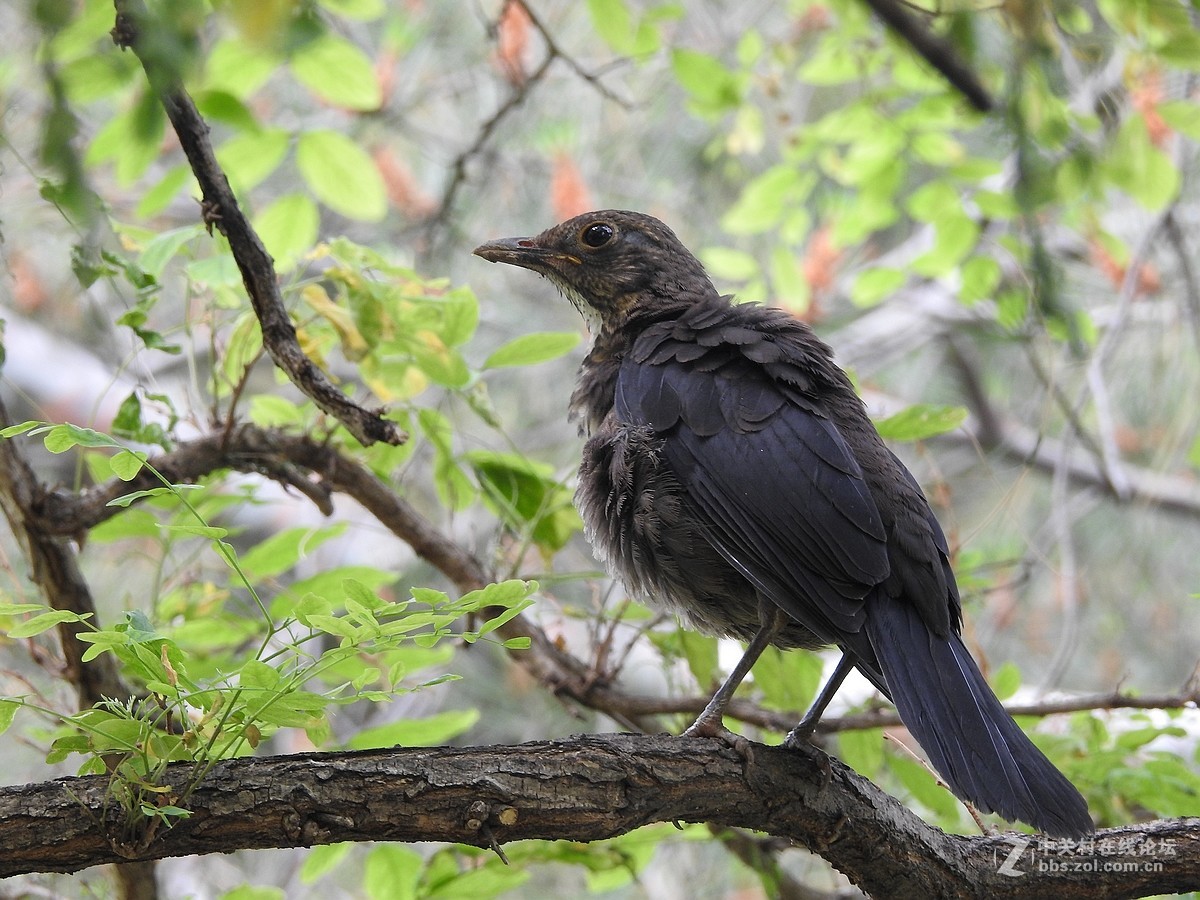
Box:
left=473, top=237, right=580, bottom=271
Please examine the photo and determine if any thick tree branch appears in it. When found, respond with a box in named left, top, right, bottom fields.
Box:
left=0, top=398, right=128, bottom=706
left=0, top=734, right=1196, bottom=898
left=109, top=0, right=404, bottom=449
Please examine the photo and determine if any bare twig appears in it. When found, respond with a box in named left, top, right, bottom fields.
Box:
left=517, top=1, right=629, bottom=105
left=1163, top=211, right=1200, bottom=356
left=432, top=51, right=556, bottom=231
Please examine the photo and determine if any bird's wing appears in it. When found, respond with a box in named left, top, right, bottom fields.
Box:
left=615, top=349, right=890, bottom=646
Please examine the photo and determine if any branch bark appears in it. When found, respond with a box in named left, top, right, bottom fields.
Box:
left=0, top=734, right=1195, bottom=898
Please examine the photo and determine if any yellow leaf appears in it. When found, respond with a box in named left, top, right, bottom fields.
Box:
left=301, top=284, right=369, bottom=360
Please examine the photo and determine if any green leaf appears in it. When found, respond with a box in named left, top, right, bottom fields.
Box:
left=239, top=524, right=347, bottom=582
left=465, top=451, right=580, bottom=552
left=409, top=333, right=470, bottom=388
left=0, top=603, right=50, bottom=616
left=7, top=609, right=90, bottom=639
left=204, top=37, right=279, bottom=99
left=297, top=130, right=387, bottom=222
left=751, top=647, right=822, bottom=713
left=838, top=727, right=884, bottom=778
left=679, top=630, right=718, bottom=691
left=110, top=450, right=147, bottom=481
left=889, top=753, right=960, bottom=819
left=423, top=850, right=530, bottom=898
left=141, top=226, right=202, bottom=280
left=0, top=700, right=18, bottom=735
left=483, top=331, right=580, bottom=369
left=43, top=424, right=117, bottom=453
left=319, top=0, right=387, bottom=19
left=160, top=524, right=230, bottom=539
left=59, top=52, right=138, bottom=103
left=586, top=0, right=650, bottom=55
left=0, top=421, right=43, bottom=439
left=722, top=166, right=804, bottom=235
left=851, top=267, right=906, bottom=307
left=306, top=614, right=360, bottom=639
left=300, top=842, right=354, bottom=884
left=254, top=193, right=319, bottom=271
left=347, top=709, right=479, bottom=749
left=990, top=661, right=1022, bottom=702
left=137, top=165, right=194, bottom=219
left=700, top=247, right=759, bottom=282
left=291, top=33, right=382, bottom=111
left=906, top=180, right=959, bottom=222
left=194, top=90, right=261, bottom=131
left=913, top=215, right=980, bottom=277
left=1105, top=115, right=1181, bottom=211
left=364, top=845, right=422, bottom=900
left=216, top=129, right=290, bottom=195
left=960, top=255, right=1001, bottom=304
left=106, top=487, right=176, bottom=508
left=85, top=91, right=165, bottom=186
left=438, top=286, right=480, bottom=347
left=1159, top=100, right=1200, bottom=141
left=670, top=49, right=743, bottom=116
left=470, top=579, right=536, bottom=610
left=874, top=404, right=967, bottom=441
left=588, top=0, right=631, bottom=50
left=220, top=885, right=284, bottom=900
left=112, top=395, right=143, bottom=439
left=248, top=395, right=306, bottom=428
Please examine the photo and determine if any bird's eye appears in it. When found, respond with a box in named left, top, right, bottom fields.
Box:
left=581, top=223, right=614, bottom=248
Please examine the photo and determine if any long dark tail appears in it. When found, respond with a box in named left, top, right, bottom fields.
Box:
left=863, top=597, right=1092, bottom=838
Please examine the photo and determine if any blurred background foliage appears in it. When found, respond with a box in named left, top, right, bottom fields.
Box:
left=2, top=0, right=1200, bottom=896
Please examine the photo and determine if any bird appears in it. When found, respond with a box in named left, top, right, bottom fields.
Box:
left=474, top=209, right=1092, bottom=838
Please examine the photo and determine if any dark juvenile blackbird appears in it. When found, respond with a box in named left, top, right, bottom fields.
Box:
left=475, top=210, right=1092, bottom=838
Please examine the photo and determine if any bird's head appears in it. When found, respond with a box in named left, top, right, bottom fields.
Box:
left=473, top=210, right=716, bottom=332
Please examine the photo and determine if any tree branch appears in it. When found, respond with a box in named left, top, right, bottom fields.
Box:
left=109, top=0, right=405, bottom=449
left=0, top=734, right=1196, bottom=897
left=860, top=0, right=993, bottom=112
left=0, top=398, right=129, bottom=707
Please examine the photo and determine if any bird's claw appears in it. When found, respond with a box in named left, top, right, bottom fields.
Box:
left=782, top=721, right=816, bottom=749
left=681, top=719, right=754, bottom=761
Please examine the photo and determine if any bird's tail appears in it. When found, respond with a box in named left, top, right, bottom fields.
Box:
left=864, top=597, right=1092, bottom=838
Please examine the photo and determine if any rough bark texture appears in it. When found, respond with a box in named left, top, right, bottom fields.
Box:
left=0, top=734, right=1195, bottom=898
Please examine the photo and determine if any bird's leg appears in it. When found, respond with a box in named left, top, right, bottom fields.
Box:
left=783, top=650, right=855, bottom=747
left=682, top=603, right=786, bottom=739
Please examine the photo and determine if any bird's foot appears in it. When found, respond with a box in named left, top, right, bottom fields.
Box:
left=680, top=713, right=727, bottom=740
left=782, top=721, right=833, bottom=790
left=682, top=716, right=754, bottom=761
left=781, top=713, right=819, bottom=748
left=781, top=726, right=811, bottom=749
